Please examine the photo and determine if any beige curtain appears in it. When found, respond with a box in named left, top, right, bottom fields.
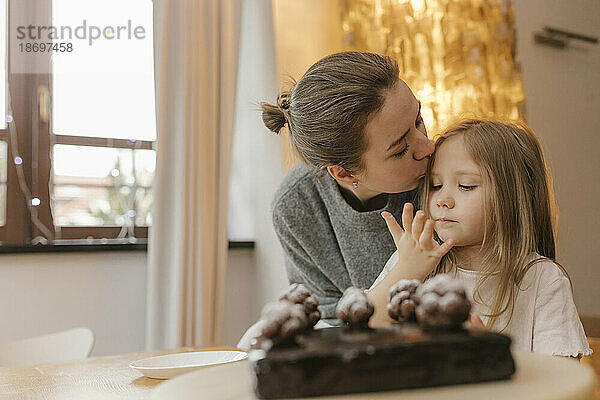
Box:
left=147, top=0, right=241, bottom=349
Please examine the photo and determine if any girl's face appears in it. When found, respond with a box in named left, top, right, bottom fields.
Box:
left=427, top=135, right=486, bottom=251
left=353, top=81, right=435, bottom=197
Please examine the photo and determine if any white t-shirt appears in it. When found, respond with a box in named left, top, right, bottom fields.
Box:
left=374, top=251, right=592, bottom=357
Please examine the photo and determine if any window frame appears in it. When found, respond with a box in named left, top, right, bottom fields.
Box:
left=0, top=0, right=154, bottom=245
left=0, top=51, right=30, bottom=244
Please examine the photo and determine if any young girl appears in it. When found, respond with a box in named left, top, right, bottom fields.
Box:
left=374, top=119, right=591, bottom=358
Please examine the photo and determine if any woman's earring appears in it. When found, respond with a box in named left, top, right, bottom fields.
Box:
left=352, top=181, right=359, bottom=189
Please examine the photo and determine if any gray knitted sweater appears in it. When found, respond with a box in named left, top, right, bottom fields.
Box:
left=271, top=164, right=418, bottom=323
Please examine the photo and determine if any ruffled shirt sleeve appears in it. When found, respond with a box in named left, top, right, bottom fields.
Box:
left=532, top=262, right=592, bottom=357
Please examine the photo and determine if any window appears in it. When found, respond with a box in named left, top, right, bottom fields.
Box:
left=1, top=0, right=155, bottom=245
left=50, top=0, right=155, bottom=239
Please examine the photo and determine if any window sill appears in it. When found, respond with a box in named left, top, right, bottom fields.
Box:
left=0, top=239, right=255, bottom=254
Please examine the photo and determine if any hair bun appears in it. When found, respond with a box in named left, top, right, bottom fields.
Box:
left=261, top=91, right=292, bottom=135
left=261, top=102, right=287, bottom=134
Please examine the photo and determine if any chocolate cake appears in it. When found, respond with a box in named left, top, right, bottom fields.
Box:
left=248, top=277, right=515, bottom=398
left=250, top=323, right=515, bottom=399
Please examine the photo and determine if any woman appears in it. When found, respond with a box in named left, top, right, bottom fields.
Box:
left=261, top=51, right=434, bottom=324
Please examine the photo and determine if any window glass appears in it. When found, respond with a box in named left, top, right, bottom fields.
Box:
left=51, top=0, right=156, bottom=140
left=52, top=145, right=154, bottom=226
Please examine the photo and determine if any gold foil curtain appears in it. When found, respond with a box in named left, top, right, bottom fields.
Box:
left=340, top=0, right=526, bottom=134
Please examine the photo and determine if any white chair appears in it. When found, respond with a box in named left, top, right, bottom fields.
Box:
left=0, top=327, right=95, bottom=367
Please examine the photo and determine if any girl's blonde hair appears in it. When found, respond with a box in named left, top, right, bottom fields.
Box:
left=423, top=119, right=567, bottom=330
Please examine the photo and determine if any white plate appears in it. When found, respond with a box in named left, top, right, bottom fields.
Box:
left=130, top=350, right=248, bottom=379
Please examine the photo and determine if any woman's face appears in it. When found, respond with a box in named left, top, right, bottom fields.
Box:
left=354, top=81, right=435, bottom=197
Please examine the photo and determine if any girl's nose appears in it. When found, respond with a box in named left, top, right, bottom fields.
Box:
left=436, top=194, right=454, bottom=209
left=413, top=134, right=435, bottom=161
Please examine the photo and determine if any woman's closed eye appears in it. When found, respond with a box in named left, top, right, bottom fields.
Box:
left=393, top=145, right=409, bottom=158
left=430, top=184, right=441, bottom=191
left=393, top=113, right=425, bottom=158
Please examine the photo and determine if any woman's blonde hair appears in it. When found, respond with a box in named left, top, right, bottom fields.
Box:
left=423, top=119, right=567, bottom=330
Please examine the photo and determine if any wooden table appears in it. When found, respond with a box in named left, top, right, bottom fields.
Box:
left=0, top=345, right=597, bottom=400
left=152, top=351, right=597, bottom=400
left=0, top=346, right=235, bottom=400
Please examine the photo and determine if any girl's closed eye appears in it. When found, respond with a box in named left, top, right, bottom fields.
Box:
left=459, top=184, right=478, bottom=191
left=430, top=183, right=442, bottom=191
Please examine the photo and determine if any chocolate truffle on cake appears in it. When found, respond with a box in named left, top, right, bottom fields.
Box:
left=387, top=279, right=420, bottom=321
left=415, top=274, right=471, bottom=330
left=336, top=287, right=374, bottom=327
left=278, top=283, right=321, bottom=327
left=256, top=301, right=309, bottom=349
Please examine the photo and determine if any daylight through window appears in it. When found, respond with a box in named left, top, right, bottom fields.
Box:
left=51, top=0, right=156, bottom=231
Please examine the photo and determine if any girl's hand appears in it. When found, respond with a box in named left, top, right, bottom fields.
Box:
left=381, top=203, right=454, bottom=281
left=367, top=203, right=454, bottom=325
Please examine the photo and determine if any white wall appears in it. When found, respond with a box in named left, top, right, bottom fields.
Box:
left=0, top=252, right=146, bottom=357
left=513, top=0, right=600, bottom=315
left=0, top=248, right=257, bottom=357
left=221, top=248, right=256, bottom=346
